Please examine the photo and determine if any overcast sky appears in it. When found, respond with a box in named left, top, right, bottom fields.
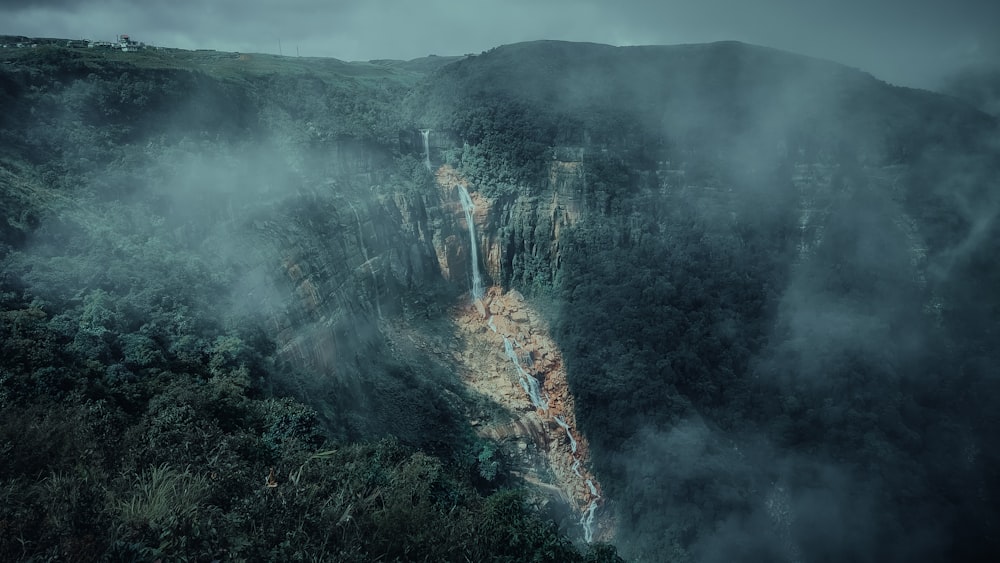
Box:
left=2, top=0, right=998, bottom=87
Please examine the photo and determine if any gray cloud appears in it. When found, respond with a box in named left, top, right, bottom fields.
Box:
left=2, top=1, right=999, bottom=86
left=615, top=419, right=950, bottom=561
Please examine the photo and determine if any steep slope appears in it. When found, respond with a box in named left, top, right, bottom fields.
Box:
left=2, top=38, right=1000, bottom=562
left=941, top=64, right=1000, bottom=117
left=0, top=44, right=621, bottom=560
left=408, top=40, right=1000, bottom=561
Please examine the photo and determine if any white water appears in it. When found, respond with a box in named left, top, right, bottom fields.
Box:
left=554, top=416, right=578, bottom=454
left=348, top=201, right=382, bottom=319
left=503, top=336, right=548, bottom=410
left=420, top=129, right=432, bottom=171
left=456, top=180, right=598, bottom=542
left=581, top=500, right=599, bottom=543
left=457, top=186, right=485, bottom=301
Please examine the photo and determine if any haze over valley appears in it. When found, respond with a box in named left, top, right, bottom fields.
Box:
left=1, top=3, right=999, bottom=560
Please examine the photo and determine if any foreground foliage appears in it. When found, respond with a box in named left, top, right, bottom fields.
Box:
left=0, top=46, right=619, bottom=561
left=0, top=253, right=615, bottom=561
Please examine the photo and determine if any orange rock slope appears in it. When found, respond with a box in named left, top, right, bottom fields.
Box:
left=455, top=289, right=605, bottom=512
left=439, top=164, right=610, bottom=542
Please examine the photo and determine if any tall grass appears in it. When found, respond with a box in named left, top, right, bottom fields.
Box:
left=113, top=464, right=209, bottom=532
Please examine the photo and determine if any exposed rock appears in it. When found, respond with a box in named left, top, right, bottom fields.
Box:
left=450, top=285, right=610, bottom=541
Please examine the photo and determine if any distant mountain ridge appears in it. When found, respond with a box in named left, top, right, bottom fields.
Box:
left=942, top=64, right=1000, bottom=116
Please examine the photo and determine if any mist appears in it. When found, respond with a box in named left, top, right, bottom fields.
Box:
left=2, top=16, right=999, bottom=561
left=3, top=0, right=999, bottom=87
left=424, top=40, right=1000, bottom=560
left=0, top=55, right=470, bottom=452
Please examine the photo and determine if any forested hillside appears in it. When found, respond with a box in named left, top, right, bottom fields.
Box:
left=410, top=41, right=1000, bottom=562
left=2, top=39, right=999, bottom=562
left=0, top=44, right=620, bottom=561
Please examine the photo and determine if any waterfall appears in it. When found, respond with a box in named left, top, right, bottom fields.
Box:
left=556, top=414, right=600, bottom=542
left=458, top=186, right=485, bottom=301
left=420, top=129, right=431, bottom=171
left=503, top=336, right=548, bottom=410
left=348, top=201, right=382, bottom=319
left=581, top=479, right=601, bottom=543
left=581, top=500, right=599, bottom=543
left=554, top=416, right=578, bottom=454
left=455, top=178, right=599, bottom=542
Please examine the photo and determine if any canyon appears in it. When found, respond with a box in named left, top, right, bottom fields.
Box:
left=269, top=149, right=610, bottom=541
left=2, top=38, right=998, bottom=560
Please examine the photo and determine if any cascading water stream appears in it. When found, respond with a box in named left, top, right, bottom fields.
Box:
left=348, top=201, right=382, bottom=319
left=581, top=500, right=599, bottom=543
left=457, top=186, right=484, bottom=301
left=458, top=182, right=599, bottom=542
left=420, top=129, right=432, bottom=171
left=503, top=336, right=548, bottom=410
left=554, top=416, right=577, bottom=454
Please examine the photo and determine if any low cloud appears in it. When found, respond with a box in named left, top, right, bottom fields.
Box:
left=2, top=0, right=998, bottom=85
left=616, top=420, right=949, bottom=562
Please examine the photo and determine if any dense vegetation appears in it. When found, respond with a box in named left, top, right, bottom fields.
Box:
left=3, top=38, right=999, bottom=562
left=0, top=45, right=620, bottom=561
left=943, top=64, right=1000, bottom=117
left=413, top=41, right=1000, bottom=561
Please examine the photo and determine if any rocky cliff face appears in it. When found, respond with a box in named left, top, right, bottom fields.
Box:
left=452, top=287, right=609, bottom=539
left=6, top=39, right=998, bottom=558
left=426, top=158, right=584, bottom=293
left=263, top=150, right=610, bottom=538
left=486, top=156, right=585, bottom=288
